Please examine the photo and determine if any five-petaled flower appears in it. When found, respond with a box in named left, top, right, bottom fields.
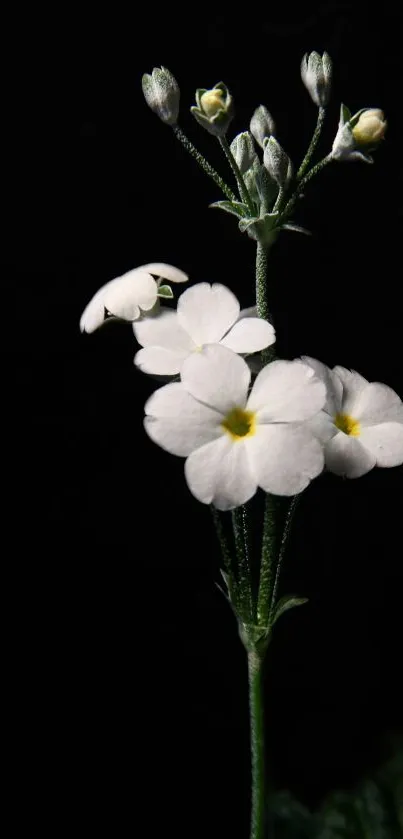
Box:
left=144, top=344, right=326, bottom=510
left=133, top=283, right=275, bottom=375
left=302, top=358, right=403, bottom=478
left=80, top=263, right=188, bottom=334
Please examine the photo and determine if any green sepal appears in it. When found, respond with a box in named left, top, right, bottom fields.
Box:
left=157, top=284, right=173, bottom=298
left=239, top=212, right=280, bottom=246
left=195, top=88, right=207, bottom=109
left=282, top=223, right=312, bottom=235
left=349, top=107, right=369, bottom=129
left=239, top=621, right=271, bottom=655
left=340, top=103, right=352, bottom=124
left=271, top=595, right=308, bottom=627
left=210, top=199, right=250, bottom=219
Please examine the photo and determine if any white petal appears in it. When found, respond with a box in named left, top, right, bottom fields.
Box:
left=144, top=382, right=223, bottom=456
left=181, top=344, right=250, bottom=414
left=247, top=425, right=324, bottom=495
left=301, top=356, right=343, bottom=416
left=305, top=411, right=338, bottom=444
left=349, top=382, right=403, bottom=425
left=237, top=306, right=258, bottom=319
left=135, top=346, right=188, bottom=375
left=359, top=422, right=403, bottom=467
left=177, top=283, right=240, bottom=345
left=325, top=432, right=375, bottom=478
left=133, top=308, right=195, bottom=352
left=80, top=276, right=122, bottom=333
left=220, top=318, right=276, bottom=353
left=104, top=270, right=158, bottom=320
left=333, top=366, right=368, bottom=415
left=140, top=262, right=189, bottom=283
left=184, top=436, right=257, bottom=510
left=247, top=360, right=326, bottom=423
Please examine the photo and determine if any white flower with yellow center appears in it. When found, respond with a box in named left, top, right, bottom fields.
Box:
left=80, top=263, right=188, bottom=334
left=301, top=357, right=403, bottom=478
left=144, top=344, right=326, bottom=510
left=133, top=283, right=275, bottom=375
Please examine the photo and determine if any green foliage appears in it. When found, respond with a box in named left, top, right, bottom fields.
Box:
left=267, top=742, right=403, bottom=838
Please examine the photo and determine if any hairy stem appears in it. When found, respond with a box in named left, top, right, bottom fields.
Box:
left=172, top=125, right=236, bottom=201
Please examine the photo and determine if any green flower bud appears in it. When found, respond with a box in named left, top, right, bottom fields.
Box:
left=300, top=51, right=332, bottom=107
left=142, top=66, right=180, bottom=126
left=230, top=132, right=258, bottom=174
left=191, top=82, right=234, bottom=137
left=263, top=137, right=293, bottom=188
left=250, top=105, right=276, bottom=148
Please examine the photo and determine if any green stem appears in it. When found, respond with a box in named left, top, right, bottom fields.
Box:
left=280, top=154, right=332, bottom=222
left=268, top=494, right=301, bottom=626
left=272, top=186, right=284, bottom=214
left=297, top=107, right=326, bottom=181
left=218, top=136, right=255, bottom=214
left=257, top=493, right=277, bottom=626
left=248, top=650, right=266, bottom=839
left=232, top=507, right=253, bottom=623
left=255, top=242, right=276, bottom=366
left=172, top=125, right=236, bottom=201
left=210, top=506, right=233, bottom=576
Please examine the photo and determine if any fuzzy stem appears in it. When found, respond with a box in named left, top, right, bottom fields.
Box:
left=218, top=136, right=255, bottom=214
left=280, top=154, right=332, bottom=222
left=268, top=495, right=301, bottom=626
left=248, top=650, right=266, bottom=839
left=172, top=125, right=236, bottom=201
left=297, top=107, right=326, bottom=181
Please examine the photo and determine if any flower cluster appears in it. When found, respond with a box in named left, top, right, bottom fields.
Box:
left=81, top=271, right=403, bottom=509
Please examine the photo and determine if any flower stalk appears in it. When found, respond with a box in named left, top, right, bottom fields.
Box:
left=248, top=649, right=266, bottom=839
left=172, top=125, right=237, bottom=201
left=219, top=136, right=256, bottom=214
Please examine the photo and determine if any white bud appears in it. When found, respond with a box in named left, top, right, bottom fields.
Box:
left=263, top=137, right=293, bottom=187
left=230, top=132, right=258, bottom=174
left=250, top=105, right=276, bottom=148
left=301, top=51, right=332, bottom=107
left=142, top=67, right=180, bottom=126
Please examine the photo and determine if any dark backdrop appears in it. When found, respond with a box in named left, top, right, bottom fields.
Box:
left=5, top=4, right=402, bottom=837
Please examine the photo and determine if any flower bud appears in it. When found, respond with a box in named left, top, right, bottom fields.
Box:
left=191, top=82, right=234, bottom=137
left=263, top=137, right=293, bottom=188
left=230, top=132, right=258, bottom=174
left=331, top=104, right=386, bottom=163
left=142, top=66, right=180, bottom=126
left=250, top=105, right=276, bottom=148
left=352, top=109, right=387, bottom=146
left=300, top=51, right=332, bottom=107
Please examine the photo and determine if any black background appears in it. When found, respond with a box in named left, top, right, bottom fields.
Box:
left=5, top=4, right=403, bottom=836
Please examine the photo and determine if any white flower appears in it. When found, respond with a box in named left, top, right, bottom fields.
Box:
left=144, top=344, right=326, bottom=510
left=80, top=263, right=188, bottom=334
left=302, top=357, right=403, bottom=478
left=133, top=283, right=276, bottom=376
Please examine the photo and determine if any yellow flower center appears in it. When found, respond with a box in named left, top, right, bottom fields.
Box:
left=334, top=412, right=360, bottom=436
left=221, top=407, right=256, bottom=441
left=200, top=89, right=225, bottom=117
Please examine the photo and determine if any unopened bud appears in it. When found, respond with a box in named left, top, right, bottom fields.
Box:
left=142, top=66, right=180, bottom=126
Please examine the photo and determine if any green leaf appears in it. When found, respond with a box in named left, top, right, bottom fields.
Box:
left=157, top=284, right=173, bottom=298
left=271, top=595, right=308, bottom=627
left=209, top=200, right=250, bottom=219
